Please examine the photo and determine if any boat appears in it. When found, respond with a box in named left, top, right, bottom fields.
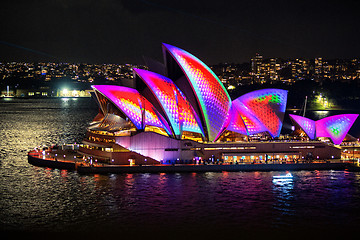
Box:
left=273, top=172, right=293, bottom=180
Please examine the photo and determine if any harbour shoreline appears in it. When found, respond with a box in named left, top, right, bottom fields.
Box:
left=28, top=150, right=360, bottom=174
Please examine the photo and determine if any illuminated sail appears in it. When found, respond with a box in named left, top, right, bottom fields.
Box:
left=134, top=68, right=203, bottom=138
left=315, top=114, right=358, bottom=145
left=92, top=85, right=171, bottom=134
left=233, top=89, right=287, bottom=137
left=163, top=43, right=231, bottom=142
left=289, top=114, right=316, bottom=139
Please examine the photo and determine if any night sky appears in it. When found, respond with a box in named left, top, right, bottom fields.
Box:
left=1, top=0, right=360, bottom=64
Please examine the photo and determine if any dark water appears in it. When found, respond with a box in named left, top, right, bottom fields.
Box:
left=1, top=98, right=360, bottom=238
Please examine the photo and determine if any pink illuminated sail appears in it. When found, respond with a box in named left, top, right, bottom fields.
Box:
left=163, top=43, right=231, bottom=142
left=315, top=114, right=358, bottom=145
left=232, top=89, right=287, bottom=137
left=92, top=85, right=171, bottom=134
left=226, top=104, right=248, bottom=135
left=229, top=100, right=268, bottom=135
left=289, top=114, right=316, bottom=139
left=133, top=68, right=203, bottom=138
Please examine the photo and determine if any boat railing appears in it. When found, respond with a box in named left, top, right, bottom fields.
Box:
left=60, top=144, right=80, bottom=151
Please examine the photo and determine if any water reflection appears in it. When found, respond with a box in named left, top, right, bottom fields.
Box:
left=2, top=99, right=360, bottom=233
left=3, top=97, right=13, bottom=101
left=272, top=173, right=295, bottom=228
left=312, top=110, right=330, bottom=119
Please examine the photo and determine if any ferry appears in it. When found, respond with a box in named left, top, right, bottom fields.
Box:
left=273, top=172, right=293, bottom=181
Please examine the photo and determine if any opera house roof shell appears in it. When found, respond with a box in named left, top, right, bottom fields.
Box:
left=91, top=43, right=290, bottom=142
left=290, top=114, right=359, bottom=145
left=90, top=43, right=356, bottom=144
left=91, top=43, right=291, bottom=142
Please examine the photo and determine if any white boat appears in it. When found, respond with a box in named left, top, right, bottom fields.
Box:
left=273, top=172, right=293, bottom=180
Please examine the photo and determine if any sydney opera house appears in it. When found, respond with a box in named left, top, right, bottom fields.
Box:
left=78, top=43, right=358, bottom=165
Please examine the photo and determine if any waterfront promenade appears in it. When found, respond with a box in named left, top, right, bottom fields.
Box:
left=28, top=149, right=360, bottom=174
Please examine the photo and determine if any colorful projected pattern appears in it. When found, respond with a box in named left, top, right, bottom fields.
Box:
left=134, top=68, right=180, bottom=136
left=176, top=89, right=204, bottom=135
left=163, top=43, right=231, bottom=142
left=230, top=100, right=268, bottom=135
left=315, top=114, right=358, bottom=145
left=134, top=68, right=203, bottom=137
left=92, top=85, right=170, bottom=134
left=226, top=104, right=248, bottom=135
left=142, top=97, right=172, bottom=135
left=234, top=89, right=287, bottom=138
left=289, top=114, right=316, bottom=139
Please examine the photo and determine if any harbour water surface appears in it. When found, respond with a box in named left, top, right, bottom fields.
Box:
left=1, top=98, right=360, bottom=238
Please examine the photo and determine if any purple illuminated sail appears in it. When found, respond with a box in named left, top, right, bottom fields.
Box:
left=289, top=114, right=316, bottom=139
left=315, top=114, right=358, bottom=145
left=133, top=68, right=204, bottom=138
